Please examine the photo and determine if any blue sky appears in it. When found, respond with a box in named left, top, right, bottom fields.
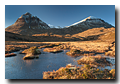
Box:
left=5, top=5, right=115, bottom=28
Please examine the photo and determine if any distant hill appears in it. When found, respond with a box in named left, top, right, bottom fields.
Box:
left=5, top=27, right=115, bottom=43
left=5, top=31, right=82, bottom=42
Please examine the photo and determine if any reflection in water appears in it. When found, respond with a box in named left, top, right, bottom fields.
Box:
left=24, top=60, right=33, bottom=66
left=5, top=50, right=115, bottom=79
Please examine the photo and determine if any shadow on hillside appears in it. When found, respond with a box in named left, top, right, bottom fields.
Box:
left=18, top=27, right=83, bottom=36
left=5, top=31, right=104, bottom=42
left=20, top=26, right=114, bottom=36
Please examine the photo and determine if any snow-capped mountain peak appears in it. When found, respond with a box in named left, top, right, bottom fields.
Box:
left=66, top=16, right=113, bottom=28
left=88, top=16, right=98, bottom=19
left=16, top=12, right=50, bottom=29
left=68, top=16, right=99, bottom=27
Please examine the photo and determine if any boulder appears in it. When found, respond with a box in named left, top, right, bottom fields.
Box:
left=66, top=63, right=77, bottom=70
left=66, top=63, right=75, bottom=68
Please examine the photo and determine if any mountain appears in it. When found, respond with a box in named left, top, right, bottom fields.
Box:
left=66, top=16, right=114, bottom=29
left=5, top=13, right=114, bottom=36
left=5, top=12, right=50, bottom=35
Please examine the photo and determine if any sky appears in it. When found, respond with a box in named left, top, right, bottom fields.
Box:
left=5, top=5, right=115, bottom=28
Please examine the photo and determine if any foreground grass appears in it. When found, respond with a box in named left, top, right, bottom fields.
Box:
left=43, top=64, right=115, bottom=79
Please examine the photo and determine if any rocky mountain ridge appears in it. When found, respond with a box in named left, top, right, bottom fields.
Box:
left=5, top=13, right=114, bottom=36
left=5, top=12, right=50, bottom=35
left=66, top=16, right=114, bottom=29
left=19, top=12, right=50, bottom=29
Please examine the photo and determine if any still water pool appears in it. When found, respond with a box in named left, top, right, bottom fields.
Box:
left=5, top=49, right=115, bottom=79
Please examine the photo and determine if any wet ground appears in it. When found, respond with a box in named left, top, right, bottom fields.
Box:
left=5, top=49, right=115, bottom=79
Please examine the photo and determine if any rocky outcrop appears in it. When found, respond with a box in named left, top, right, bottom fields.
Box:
left=22, top=46, right=41, bottom=60
left=18, top=12, right=50, bottom=29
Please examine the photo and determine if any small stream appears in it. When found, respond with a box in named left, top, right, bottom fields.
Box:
left=5, top=49, right=115, bottom=79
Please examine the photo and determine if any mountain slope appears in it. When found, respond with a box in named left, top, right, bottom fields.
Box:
left=5, top=12, right=50, bottom=35
left=5, top=14, right=114, bottom=36
left=5, top=26, right=115, bottom=43
left=66, top=16, right=114, bottom=29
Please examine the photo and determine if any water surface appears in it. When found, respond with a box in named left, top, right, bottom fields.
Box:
left=5, top=49, right=115, bottom=79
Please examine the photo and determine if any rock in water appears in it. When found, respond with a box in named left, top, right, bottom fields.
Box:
left=5, top=53, right=16, bottom=57
left=23, top=53, right=35, bottom=60
left=23, top=53, right=39, bottom=60
left=21, top=46, right=41, bottom=55
left=22, top=46, right=41, bottom=60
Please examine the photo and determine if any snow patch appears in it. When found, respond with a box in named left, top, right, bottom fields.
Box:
left=66, top=16, right=101, bottom=27
left=89, top=16, right=98, bottom=19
